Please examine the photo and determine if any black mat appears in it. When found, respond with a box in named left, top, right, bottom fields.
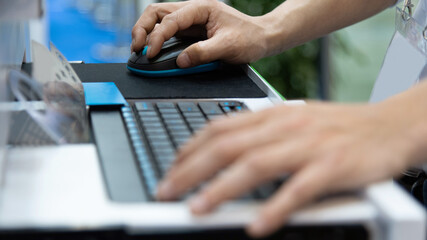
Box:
left=22, top=63, right=266, bottom=99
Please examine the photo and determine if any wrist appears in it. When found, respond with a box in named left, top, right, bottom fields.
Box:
left=257, top=12, right=292, bottom=57
left=257, top=1, right=308, bottom=57
left=377, top=89, right=427, bottom=168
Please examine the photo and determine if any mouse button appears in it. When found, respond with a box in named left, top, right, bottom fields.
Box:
left=155, top=46, right=187, bottom=62
left=128, top=52, right=140, bottom=63
left=162, top=40, right=182, bottom=51
left=133, top=54, right=151, bottom=65
left=163, top=36, right=181, bottom=46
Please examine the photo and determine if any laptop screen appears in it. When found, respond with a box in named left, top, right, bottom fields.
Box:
left=0, top=69, right=10, bottom=181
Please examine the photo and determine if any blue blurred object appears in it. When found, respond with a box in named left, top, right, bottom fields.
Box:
left=48, top=0, right=135, bottom=63
left=83, top=82, right=127, bottom=106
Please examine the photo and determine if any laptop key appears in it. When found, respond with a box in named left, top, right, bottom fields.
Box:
left=156, top=102, right=175, bottom=109
left=145, top=126, right=167, bottom=133
left=177, top=102, right=200, bottom=112
left=186, top=118, right=206, bottom=125
left=122, top=112, right=133, bottom=118
left=169, top=126, right=191, bottom=134
left=154, top=145, right=175, bottom=154
left=161, top=113, right=181, bottom=119
left=171, top=131, right=191, bottom=138
left=173, top=137, right=190, bottom=147
left=199, top=102, right=223, bottom=115
left=166, top=124, right=189, bottom=131
left=142, top=122, right=163, bottom=128
left=232, top=106, right=244, bottom=112
left=222, top=106, right=232, bottom=113
left=189, top=123, right=206, bottom=132
left=157, top=154, right=175, bottom=171
left=147, top=134, right=169, bottom=142
left=164, top=119, right=186, bottom=125
left=219, top=101, right=241, bottom=107
left=135, top=101, right=154, bottom=111
left=139, top=115, right=161, bottom=123
left=159, top=108, right=179, bottom=114
left=151, top=141, right=174, bottom=150
left=127, top=128, right=139, bottom=135
left=138, top=111, right=158, bottom=117
left=183, top=112, right=204, bottom=118
left=206, top=114, right=223, bottom=121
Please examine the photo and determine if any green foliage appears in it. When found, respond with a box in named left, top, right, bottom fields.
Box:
left=229, top=0, right=320, bottom=99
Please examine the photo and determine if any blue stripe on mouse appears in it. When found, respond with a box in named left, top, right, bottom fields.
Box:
left=127, top=37, right=220, bottom=77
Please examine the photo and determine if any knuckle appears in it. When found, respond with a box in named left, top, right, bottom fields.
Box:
left=146, top=3, right=159, bottom=13
left=203, top=0, right=219, bottom=7
left=150, top=29, right=163, bottom=43
left=162, top=13, right=176, bottom=24
left=131, top=26, right=140, bottom=38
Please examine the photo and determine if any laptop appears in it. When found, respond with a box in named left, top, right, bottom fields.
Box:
left=0, top=59, right=425, bottom=240
left=0, top=37, right=425, bottom=240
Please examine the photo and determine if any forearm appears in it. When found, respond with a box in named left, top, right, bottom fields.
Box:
left=377, top=80, right=427, bottom=168
left=261, top=0, right=396, bottom=56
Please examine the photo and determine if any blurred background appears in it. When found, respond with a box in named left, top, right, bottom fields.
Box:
left=39, top=0, right=402, bottom=101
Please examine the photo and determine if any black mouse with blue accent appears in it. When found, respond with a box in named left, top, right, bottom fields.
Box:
left=127, top=37, right=220, bottom=77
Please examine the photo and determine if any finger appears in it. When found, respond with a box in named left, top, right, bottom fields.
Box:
left=157, top=117, right=284, bottom=201
left=147, top=3, right=211, bottom=58
left=188, top=138, right=312, bottom=215
left=177, top=103, right=313, bottom=165
left=176, top=36, right=226, bottom=68
left=175, top=108, right=280, bottom=168
left=131, top=2, right=187, bottom=52
left=247, top=161, right=334, bottom=238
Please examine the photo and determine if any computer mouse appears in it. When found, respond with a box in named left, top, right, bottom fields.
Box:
left=127, top=37, right=220, bottom=77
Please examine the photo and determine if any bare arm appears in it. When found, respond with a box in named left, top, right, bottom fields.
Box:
left=131, top=0, right=396, bottom=67
left=264, top=0, right=397, bottom=55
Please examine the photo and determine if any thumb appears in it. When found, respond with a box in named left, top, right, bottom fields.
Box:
left=177, top=37, right=224, bottom=68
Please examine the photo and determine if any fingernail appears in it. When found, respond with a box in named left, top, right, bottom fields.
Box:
left=157, top=181, right=175, bottom=200
left=248, top=218, right=268, bottom=237
left=190, top=195, right=210, bottom=214
left=177, top=52, right=191, bottom=68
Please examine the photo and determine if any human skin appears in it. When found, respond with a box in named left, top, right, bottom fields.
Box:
left=129, top=0, right=426, bottom=238
left=131, top=0, right=396, bottom=67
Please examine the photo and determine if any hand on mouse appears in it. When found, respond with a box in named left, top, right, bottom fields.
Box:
left=156, top=81, right=427, bottom=238
left=131, top=0, right=276, bottom=68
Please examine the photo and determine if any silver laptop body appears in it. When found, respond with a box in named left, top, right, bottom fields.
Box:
left=0, top=5, right=425, bottom=240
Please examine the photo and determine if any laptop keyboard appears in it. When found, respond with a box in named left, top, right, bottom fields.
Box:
left=121, top=101, right=249, bottom=200
left=121, top=100, right=284, bottom=201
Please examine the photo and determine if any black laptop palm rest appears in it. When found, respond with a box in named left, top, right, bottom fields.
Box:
left=91, top=110, right=148, bottom=202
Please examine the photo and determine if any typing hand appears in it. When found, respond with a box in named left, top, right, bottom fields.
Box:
left=131, top=0, right=273, bottom=68
left=156, top=100, right=421, bottom=238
